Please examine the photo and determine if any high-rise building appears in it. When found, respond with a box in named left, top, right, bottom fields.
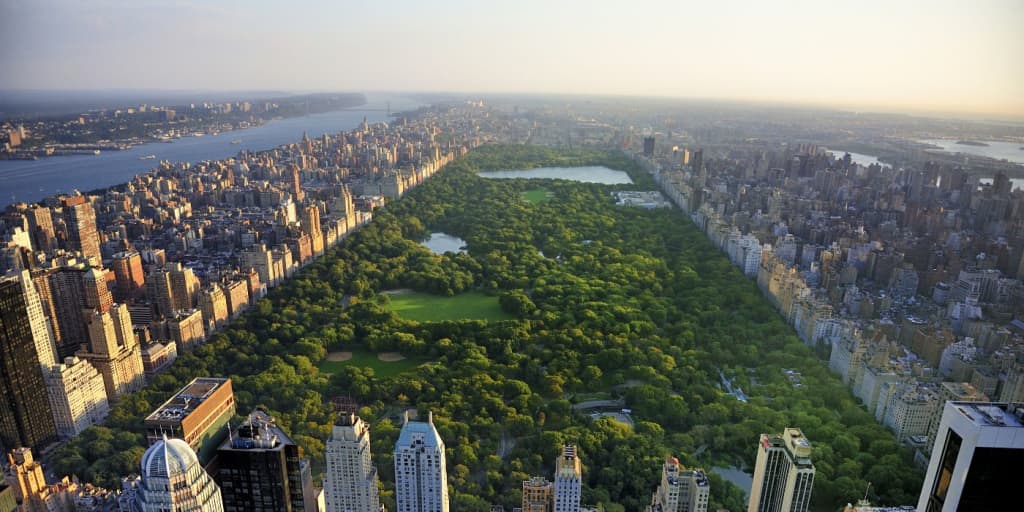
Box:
left=198, top=284, right=229, bottom=333
left=522, top=476, right=553, bottom=512
left=78, top=303, right=145, bottom=400
left=323, top=412, right=381, bottom=512
left=216, top=409, right=316, bottom=512
left=82, top=267, right=112, bottom=313
left=10, top=270, right=57, bottom=368
left=110, top=251, right=145, bottom=301
left=643, top=136, right=656, bottom=157
left=146, top=263, right=200, bottom=317
left=132, top=436, right=225, bottom=512
left=5, top=447, right=74, bottom=512
left=60, top=196, right=101, bottom=263
left=47, top=266, right=90, bottom=358
left=553, top=445, right=582, bottom=512
left=917, top=401, right=1020, bottom=511
left=393, top=411, right=448, bottom=512
left=24, top=206, right=56, bottom=254
left=41, top=356, right=110, bottom=439
left=144, top=377, right=236, bottom=466
left=646, top=457, right=710, bottom=512
left=0, top=280, right=57, bottom=453
left=748, top=428, right=815, bottom=512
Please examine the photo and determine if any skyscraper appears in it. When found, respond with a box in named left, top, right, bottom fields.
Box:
left=60, top=196, right=102, bottom=263
left=393, top=411, right=448, bottom=512
left=643, top=136, right=655, bottom=157
left=5, top=447, right=74, bottom=511
left=144, top=377, right=236, bottom=466
left=133, top=436, right=224, bottom=512
left=11, top=270, right=56, bottom=368
left=42, top=356, right=110, bottom=439
left=324, top=412, right=381, bottom=512
left=522, top=476, right=553, bottom=512
left=917, top=401, right=1020, bottom=511
left=748, top=428, right=814, bottom=512
left=646, top=457, right=710, bottom=512
left=0, top=279, right=57, bottom=453
left=79, top=303, right=145, bottom=400
left=553, top=445, right=582, bottom=512
left=110, top=251, right=145, bottom=301
left=216, top=409, right=316, bottom=512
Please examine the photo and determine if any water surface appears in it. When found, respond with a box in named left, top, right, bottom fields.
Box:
left=478, top=165, right=633, bottom=184
left=421, top=233, right=467, bottom=254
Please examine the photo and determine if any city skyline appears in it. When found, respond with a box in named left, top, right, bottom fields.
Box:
left=1, top=0, right=1022, bottom=119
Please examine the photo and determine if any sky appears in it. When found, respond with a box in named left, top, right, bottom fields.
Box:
left=1, top=0, right=1022, bottom=118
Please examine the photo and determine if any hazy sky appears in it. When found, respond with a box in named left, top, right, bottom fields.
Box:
left=2, top=0, right=1022, bottom=117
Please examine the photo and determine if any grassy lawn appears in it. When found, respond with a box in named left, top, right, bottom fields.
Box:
left=521, top=188, right=554, bottom=204
left=386, top=290, right=513, bottom=322
left=318, top=349, right=426, bottom=378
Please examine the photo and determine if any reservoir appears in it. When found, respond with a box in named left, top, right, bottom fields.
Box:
left=920, top=138, right=1024, bottom=165
left=823, top=148, right=889, bottom=169
left=477, top=166, right=633, bottom=184
left=0, top=94, right=424, bottom=208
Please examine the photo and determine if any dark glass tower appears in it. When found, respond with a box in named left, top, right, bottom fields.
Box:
left=0, top=279, right=57, bottom=453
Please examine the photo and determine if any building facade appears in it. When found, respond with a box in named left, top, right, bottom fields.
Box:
left=324, top=412, right=381, bottom=512
left=144, top=377, right=236, bottom=466
left=133, top=436, right=224, bottom=512
left=42, top=356, right=110, bottom=438
left=553, top=445, right=581, bottom=512
left=748, top=428, right=815, bottom=512
left=393, top=412, right=448, bottom=512
left=646, top=457, right=710, bottom=512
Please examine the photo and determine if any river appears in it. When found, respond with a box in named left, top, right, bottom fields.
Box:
left=0, top=94, right=425, bottom=208
left=921, top=138, right=1024, bottom=165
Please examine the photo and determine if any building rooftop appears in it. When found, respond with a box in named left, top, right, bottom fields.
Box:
left=951, top=401, right=1024, bottom=428
left=220, top=409, right=294, bottom=452
left=145, top=377, right=230, bottom=423
left=396, top=411, right=443, bottom=449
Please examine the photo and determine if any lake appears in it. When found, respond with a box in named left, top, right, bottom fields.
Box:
left=0, top=94, right=424, bottom=208
left=421, top=232, right=467, bottom=254
left=477, top=166, right=633, bottom=184
left=921, top=138, right=1024, bottom=165
left=712, top=465, right=753, bottom=498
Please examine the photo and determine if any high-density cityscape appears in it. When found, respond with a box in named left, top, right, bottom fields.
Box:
left=2, top=1, right=1023, bottom=511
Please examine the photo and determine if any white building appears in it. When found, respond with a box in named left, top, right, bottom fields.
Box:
left=917, top=402, right=1021, bottom=511
left=11, top=270, right=57, bottom=367
left=133, top=435, right=224, bottom=512
left=324, top=412, right=381, bottom=512
left=394, top=412, right=448, bottom=512
left=748, top=429, right=815, bottom=512
left=42, top=356, right=110, bottom=438
left=553, top=445, right=582, bottom=512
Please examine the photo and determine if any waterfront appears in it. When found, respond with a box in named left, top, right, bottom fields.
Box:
left=477, top=165, right=633, bottom=184
left=921, top=138, right=1024, bottom=165
left=0, top=94, right=424, bottom=207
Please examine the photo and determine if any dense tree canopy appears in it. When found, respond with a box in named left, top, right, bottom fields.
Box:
left=51, top=144, right=921, bottom=511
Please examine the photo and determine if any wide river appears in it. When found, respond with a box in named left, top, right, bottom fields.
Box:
left=0, top=94, right=424, bottom=208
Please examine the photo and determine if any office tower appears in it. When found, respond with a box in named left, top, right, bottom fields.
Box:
left=110, top=251, right=145, bottom=301
left=145, top=377, right=236, bottom=466
left=146, top=266, right=176, bottom=317
left=393, top=411, right=449, bottom=512
left=522, top=476, right=553, bottom=512
left=553, top=445, right=582, bottom=512
left=646, top=457, right=710, bottom=512
left=5, top=448, right=74, bottom=511
left=291, top=164, right=304, bottom=202
left=169, top=263, right=199, bottom=312
left=11, top=270, right=57, bottom=368
left=24, top=206, right=56, bottom=254
left=917, top=401, right=1020, bottom=511
left=147, top=263, right=199, bottom=317
left=133, top=436, right=224, bottom=512
left=216, top=409, right=315, bottom=512
left=82, top=266, right=112, bottom=313
left=691, top=149, right=704, bottom=174
left=0, top=280, right=57, bottom=453
left=198, top=284, right=229, bottom=333
left=60, top=196, right=101, bottom=263
left=79, top=303, right=145, bottom=400
left=748, top=428, right=815, bottom=512
left=47, top=266, right=89, bottom=358
left=42, top=356, right=110, bottom=438
left=643, top=136, right=655, bottom=157
left=323, top=412, right=381, bottom=512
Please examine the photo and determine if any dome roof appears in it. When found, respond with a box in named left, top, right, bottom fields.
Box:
left=141, top=435, right=199, bottom=480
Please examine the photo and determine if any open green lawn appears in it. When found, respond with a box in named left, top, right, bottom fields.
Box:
left=318, top=349, right=427, bottom=378
left=386, top=290, right=513, bottom=322
left=521, top=188, right=554, bottom=204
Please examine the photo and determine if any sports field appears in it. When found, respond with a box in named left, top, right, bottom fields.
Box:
left=521, top=188, right=554, bottom=204
left=318, top=349, right=425, bottom=378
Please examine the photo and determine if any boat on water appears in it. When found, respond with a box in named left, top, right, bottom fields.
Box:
left=139, top=154, right=157, bottom=160
left=230, top=139, right=242, bottom=144
left=92, top=150, right=101, bottom=155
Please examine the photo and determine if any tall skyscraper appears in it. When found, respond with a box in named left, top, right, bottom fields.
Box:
left=42, top=356, right=110, bottom=439
left=46, top=266, right=90, bottom=358
left=553, top=445, right=582, bottom=512
left=324, top=412, right=381, bottom=512
left=917, top=401, right=1020, bottom=511
left=393, top=411, right=448, bottom=512
left=11, top=270, right=57, bottom=368
left=522, top=476, right=553, bottom=512
left=110, top=251, right=146, bottom=301
left=60, top=196, right=102, bottom=263
left=5, top=447, right=74, bottom=511
left=643, top=136, right=656, bottom=157
left=133, top=436, right=224, bottom=512
left=82, top=267, right=112, bottom=313
left=748, top=428, right=815, bottom=512
left=0, top=279, right=57, bottom=453
left=79, top=303, right=145, bottom=400
left=216, top=409, right=316, bottom=512
left=646, top=457, right=710, bottom=512
left=144, top=377, right=236, bottom=466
